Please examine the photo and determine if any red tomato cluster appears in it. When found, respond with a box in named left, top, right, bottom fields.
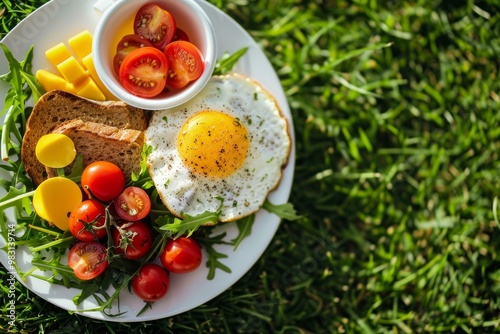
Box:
left=114, top=3, right=205, bottom=98
left=65, top=161, right=202, bottom=303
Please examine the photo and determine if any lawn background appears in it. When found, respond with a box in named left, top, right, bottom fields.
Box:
left=1, top=0, right=500, bottom=333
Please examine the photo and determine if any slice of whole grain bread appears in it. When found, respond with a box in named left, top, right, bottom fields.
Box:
left=22, top=90, right=149, bottom=184
left=45, top=120, right=145, bottom=182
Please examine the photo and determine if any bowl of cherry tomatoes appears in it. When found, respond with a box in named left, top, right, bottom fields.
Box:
left=93, top=0, right=216, bottom=110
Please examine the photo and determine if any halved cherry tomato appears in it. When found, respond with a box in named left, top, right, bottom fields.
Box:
left=134, top=3, right=176, bottom=50
left=68, top=200, right=107, bottom=242
left=113, top=34, right=153, bottom=75
left=113, top=186, right=151, bottom=221
left=112, top=220, right=152, bottom=260
left=132, top=263, right=170, bottom=302
left=172, top=28, right=189, bottom=42
left=119, top=47, right=168, bottom=98
left=67, top=241, right=108, bottom=280
left=81, top=161, right=125, bottom=202
left=160, top=237, right=202, bottom=274
left=164, top=41, right=204, bottom=89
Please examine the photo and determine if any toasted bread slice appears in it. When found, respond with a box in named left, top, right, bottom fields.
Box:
left=22, top=90, right=149, bottom=184
left=45, top=120, right=144, bottom=182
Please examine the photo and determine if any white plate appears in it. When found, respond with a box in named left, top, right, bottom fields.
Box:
left=0, top=0, right=295, bottom=322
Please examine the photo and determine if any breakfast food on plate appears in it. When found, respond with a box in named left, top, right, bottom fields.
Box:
left=22, top=90, right=149, bottom=184
left=145, top=73, right=291, bottom=222
left=44, top=120, right=145, bottom=182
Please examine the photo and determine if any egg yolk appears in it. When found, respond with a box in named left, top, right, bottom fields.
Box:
left=177, top=111, right=249, bottom=178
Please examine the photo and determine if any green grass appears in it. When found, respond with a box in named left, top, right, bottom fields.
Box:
left=1, top=0, right=500, bottom=333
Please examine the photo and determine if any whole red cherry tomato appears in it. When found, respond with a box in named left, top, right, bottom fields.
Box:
left=68, top=200, right=107, bottom=241
left=160, top=237, right=202, bottom=274
left=81, top=161, right=125, bottom=202
left=112, top=220, right=153, bottom=260
left=132, top=263, right=170, bottom=302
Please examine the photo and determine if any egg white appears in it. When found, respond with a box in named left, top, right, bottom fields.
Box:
left=145, top=74, right=291, bottom=222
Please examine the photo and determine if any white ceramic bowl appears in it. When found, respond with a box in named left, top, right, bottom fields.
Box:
left=93, top=0, right=216, bottom=110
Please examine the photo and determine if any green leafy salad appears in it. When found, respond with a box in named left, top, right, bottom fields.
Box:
left=0, top=44, right=299, bottom=316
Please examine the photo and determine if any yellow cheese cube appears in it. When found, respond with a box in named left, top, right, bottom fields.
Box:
left=45, top=43, right=71, bottom=68
left=40, top=30, right=115, bottom=101
left=74, top=77, right=106, bottom=101
left=56, top=56, right=88, bottom=84
left=81, top=54, right=117, bottom=100
left=68, top=30, right=93, bottom=61
left=36, top=69, right=74, bottom=93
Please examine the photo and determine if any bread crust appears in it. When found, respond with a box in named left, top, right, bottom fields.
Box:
left=22, top=90, right=149, bottom=184
left=45, top=120, right=144, bottom=182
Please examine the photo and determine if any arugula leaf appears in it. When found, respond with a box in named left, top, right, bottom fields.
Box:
left=213, top=47, right=249, bottom=75
left=28, top=235, right=74, bottom=253
left=20, top=67, right=44, bottom=102
left=66, top=154, right=84, bottom=182
left=72, top=269, right=123, bottom=306
left=73, top=283, right=101, bottom=306
left=137, top=302, right=153, bottom=317
left=0, top=185, right=33, bottom=215
left=148, top=189, right=174, bottom=223
left=0, top=43, right=44, bottom=163
left=231, top=214, right=255, bottom=250
left=206, top=245, right=231, bottom=280
left=0, top=185, right=34, bottom=254
left=158, top=198, right=223, bottom=238
left=0, top=44, right=22, bottom=92
left=198, top=232, right=232, bottom=280
left=29, top=252, right=75, bottom=287
left=129, top=144, right=154, bottom=189
left=158, top=210, right=220, bottom=239
left=262, top=199, right=302, bottom=221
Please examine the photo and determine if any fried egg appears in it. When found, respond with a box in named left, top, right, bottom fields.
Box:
left=145, top=73, right=291, bottom=222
